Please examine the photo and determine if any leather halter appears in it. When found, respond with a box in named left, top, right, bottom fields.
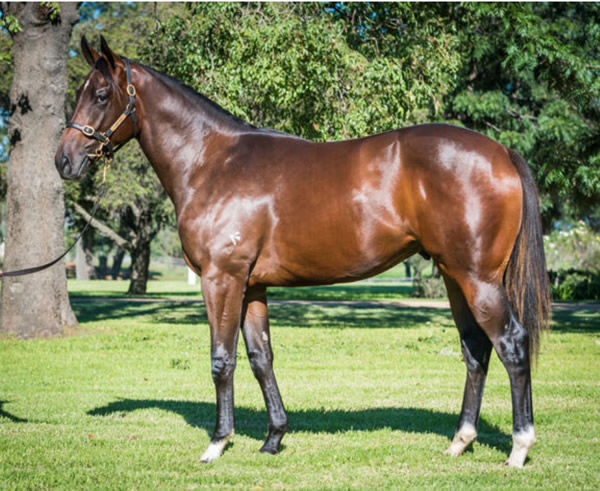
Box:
left=67, top=58, right=138, bottom=161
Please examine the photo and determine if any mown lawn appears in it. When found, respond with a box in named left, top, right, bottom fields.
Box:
left=0, top=279, right=599, bottom=488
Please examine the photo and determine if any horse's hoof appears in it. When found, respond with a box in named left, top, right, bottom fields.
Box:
left=444, top=442, right=466, bottom=457
left=200, top=435, right=232, bottom=463
left=444, top=423, right=477, bottom=457
left=259, top=443, right=279, bottom=455
left=259, top=427, right=286, bottom=455
left=505, top=426, right=535, bottom=468
left=504, top=458, right=524, bottom=469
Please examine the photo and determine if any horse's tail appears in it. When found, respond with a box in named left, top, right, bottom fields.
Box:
left=504, top=148, right=552, bottom=361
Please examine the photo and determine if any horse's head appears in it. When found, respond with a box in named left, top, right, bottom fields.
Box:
left=55, top=36, right=138, bottom=179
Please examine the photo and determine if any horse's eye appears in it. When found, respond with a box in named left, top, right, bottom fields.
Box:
left=96, top=91, right=109, bottom=104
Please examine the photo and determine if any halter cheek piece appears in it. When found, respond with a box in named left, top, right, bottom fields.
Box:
left=67, top=58, right=138, bottom=161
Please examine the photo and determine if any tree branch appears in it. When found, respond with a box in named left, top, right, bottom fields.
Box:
left=72, top=202, right=131, bottom=250
left=484, top=120, right=503, bottom=132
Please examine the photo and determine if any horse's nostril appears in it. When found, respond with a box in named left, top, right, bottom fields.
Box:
left=59, top=154, right=71, bottom=174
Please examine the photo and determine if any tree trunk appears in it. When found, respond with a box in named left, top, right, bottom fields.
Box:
left=111, top=248, right=125, bottom=279
left=127, top=211, right=153, bottom=295
left=128, top=241, right=151, bottom=295
left=97, top=254, right=108, bottom=279
left=75, top=228, right=95, bottom=280
left=0, top=3, right=78, bottom=338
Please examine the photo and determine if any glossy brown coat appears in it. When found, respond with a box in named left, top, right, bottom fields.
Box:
left=56, top=38, right=550, bottom=467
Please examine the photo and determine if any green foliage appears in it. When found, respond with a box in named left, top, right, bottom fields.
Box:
left=144, top=3, right=463, bottom=141
left=0, top=13, right=21, bottom=36
left=549, top=269, right=600, bottom=301
left=39, top=2, right=61, bottom=23
left=544, top=221, right=600, bottom=300
left=412, top=277, right=446, bottom=299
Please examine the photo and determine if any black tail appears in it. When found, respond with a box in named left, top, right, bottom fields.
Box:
left=504, top=149, right=552, bottom=361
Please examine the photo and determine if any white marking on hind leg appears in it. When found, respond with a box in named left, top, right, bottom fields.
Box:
left=444, top=423, right=477, bottom=457
left=200, top=433, right=234, bottom=463
left=505, top=426, right=536, bottom=468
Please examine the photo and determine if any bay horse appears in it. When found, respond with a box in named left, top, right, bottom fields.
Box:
left=56, top=36, right=551, bottom=467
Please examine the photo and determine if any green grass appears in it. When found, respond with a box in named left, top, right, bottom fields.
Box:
left=1, top=279, right=599, bottom=488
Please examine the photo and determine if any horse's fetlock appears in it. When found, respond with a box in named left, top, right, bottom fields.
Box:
left=269, top=420, right=289, bottom=435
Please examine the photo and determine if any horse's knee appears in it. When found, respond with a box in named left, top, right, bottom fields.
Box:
left=247, top=348, right=272, bottom=379
left=211, top=354, right=236, bottom=384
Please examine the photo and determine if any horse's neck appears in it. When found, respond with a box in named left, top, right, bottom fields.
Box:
left=134, top=67, right=246, bottom=211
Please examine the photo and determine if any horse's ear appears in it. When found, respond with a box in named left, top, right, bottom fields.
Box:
left=81, top=35, right=99, bottom=67
left=95, top=57, right=113, bottom=83
left=99, top=35, right=118, bottom=69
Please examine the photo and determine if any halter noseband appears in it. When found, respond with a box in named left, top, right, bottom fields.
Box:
left=67, top=58, right=138, bottom=161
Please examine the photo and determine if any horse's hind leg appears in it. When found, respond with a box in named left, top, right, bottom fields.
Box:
left=443, top=275, right=493, bottom=457
left=455, top=276, right=536, bottom=468
left=241, top=286, right=288, bottom=454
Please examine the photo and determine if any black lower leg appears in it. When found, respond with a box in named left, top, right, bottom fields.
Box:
left=211, top=353, right=237, bottom=440
left=456, top=331, right=493, bottom=431
left=247, top=349, right=289, bottom=454
left=444, top=275, right=492, bottom=435
left=496, top=313, right=534, bottom=434
left=242, top=291, right=288, bottom=454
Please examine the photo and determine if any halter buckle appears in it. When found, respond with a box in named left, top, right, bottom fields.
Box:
left=127, top=84, right=136, bottom=97
left=82, top=125, right=95, bottom=137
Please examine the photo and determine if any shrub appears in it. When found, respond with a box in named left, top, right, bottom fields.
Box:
left=549, top=269, right=600, bottom=301
left=544, top=222, right=600, bottom=273
left=412, top=276, right=446, bottom=298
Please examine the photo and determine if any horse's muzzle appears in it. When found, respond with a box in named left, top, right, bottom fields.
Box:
left=55, top=152, right=90, bottom=180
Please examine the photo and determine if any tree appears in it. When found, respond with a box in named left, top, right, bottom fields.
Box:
left=146, top=3, right=463, bottom=141
left=0, top=2, right=78, bottom=337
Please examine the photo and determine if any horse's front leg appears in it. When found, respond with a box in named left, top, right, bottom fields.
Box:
left=200, top=268, right=246, bottom=463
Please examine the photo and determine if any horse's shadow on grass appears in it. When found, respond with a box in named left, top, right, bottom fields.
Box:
left=87, top=398, right=512, bottom=455
left=0, top=400, right=28, bottom=423
left=72, top=298, right=449, bottom=331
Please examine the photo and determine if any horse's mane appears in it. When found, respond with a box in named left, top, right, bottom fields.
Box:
left=139, top=62, right=257, bottom=130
